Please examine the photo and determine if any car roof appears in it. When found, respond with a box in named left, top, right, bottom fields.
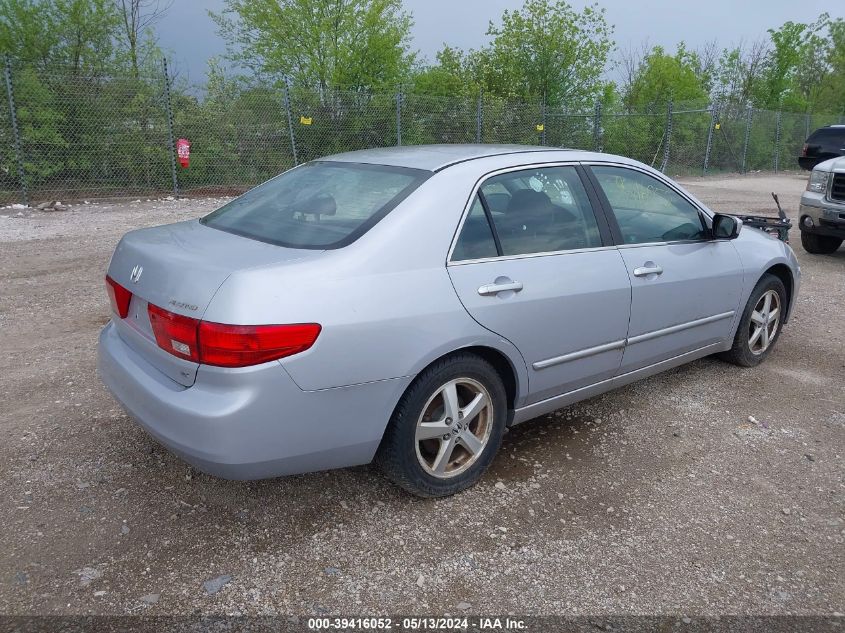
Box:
left=322, top=144, right=585, bottom=172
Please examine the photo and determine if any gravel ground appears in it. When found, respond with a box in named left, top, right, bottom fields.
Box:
left=0, top=173, right=842, bottom=618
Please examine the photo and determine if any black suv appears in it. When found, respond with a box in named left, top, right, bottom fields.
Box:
left=799, top=125, right=845, bottom=170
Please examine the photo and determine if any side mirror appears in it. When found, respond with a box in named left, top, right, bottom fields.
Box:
left=712, top=214, right=741, bottom=240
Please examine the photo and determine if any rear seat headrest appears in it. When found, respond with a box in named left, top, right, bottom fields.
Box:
left=506, top=189, right=552, bottom=214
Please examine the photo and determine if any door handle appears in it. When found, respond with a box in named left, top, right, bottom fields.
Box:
left=632, top=263, right=663, bottom=277
left=477, top=281, right=524, bottom=296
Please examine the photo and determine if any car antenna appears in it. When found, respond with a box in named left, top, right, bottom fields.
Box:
left=771, top=192, right=788, bottom=222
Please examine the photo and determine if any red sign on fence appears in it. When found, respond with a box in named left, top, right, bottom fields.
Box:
left=176, top=138, right=191, bottom=168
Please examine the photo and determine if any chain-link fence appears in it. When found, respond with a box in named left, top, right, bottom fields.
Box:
left=2, top=57, right=844, bottom=205
left=1, top=58, right=175, bottom=204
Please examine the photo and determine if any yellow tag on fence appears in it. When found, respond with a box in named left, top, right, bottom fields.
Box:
left=300, top=116, right=313, bottom=125
left=536, top=124, right=545, bottom=132
left=714, top=123, right=721, bottom=130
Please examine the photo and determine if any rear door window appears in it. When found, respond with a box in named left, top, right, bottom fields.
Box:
left=202, top=161, right=429, bottom=249
left=452, top=166, right=603, bottom=259
left=452, top=196, right=499, bottom=261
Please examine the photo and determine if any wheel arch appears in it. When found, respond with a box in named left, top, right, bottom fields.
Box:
left=459, top=345, right=519, bottom=414
left=404, top=343, right=526, bottom=415
left=763, top=263, right=794, bottom=323
left=374, top=343, right=526, bottom=470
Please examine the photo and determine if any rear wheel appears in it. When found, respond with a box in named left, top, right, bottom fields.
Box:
left=376, top=353, right=507, bottom=497
left=721, top=274, right=787, bottom=367
left=801, top=231, right=842, bottom=254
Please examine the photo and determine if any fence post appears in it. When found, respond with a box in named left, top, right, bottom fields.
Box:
left=594, top=100, right=603, bottom=152
left=539, top=93, right=546, bottom=146
left=741, top=104, right=753, bottom=174
left=774, top=106, right=782, bottom=173
left=162, top=58, right=179, bottom=198
left=476, top=90, right=483, bottom=143
left=703, top=102, right=718, bottom=175
left=805, top=113, right=810, bottom=140
left=396, top=89, right=402, bottom=147
left=4, top=54, right=28, bottom=206
left=283, top=79, right=298, bottom=166
left=660, top=100, right=673, bottom=173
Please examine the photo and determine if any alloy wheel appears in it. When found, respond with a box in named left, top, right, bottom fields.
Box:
left=414, top=378, right=494, bottom=479
left=748, top=289, right=781, bottom=355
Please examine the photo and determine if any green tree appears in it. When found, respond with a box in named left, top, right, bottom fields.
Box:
left=471, top=0, right=613, bottom=108
left=0, top=0, right=175, bottom=198
left=0, top=0, right=57, bottom=66
left=815, top=18, right=845, bottom=113
left=712, top=40, right=767, bottom=106
left=625, top=44, right=709, bottom=109
left=0, top=0, right=120, bottom=76
left=757, top=14, right=828, bottom=110
left=172, top=60, right=296, bottom=191
left=606, top=45, right=709, bottom=172
left=211, top=0, right=415, bottom=90
left=114, top=0, right=171, bottom=78
left=409, top=46, right=477, bottom=96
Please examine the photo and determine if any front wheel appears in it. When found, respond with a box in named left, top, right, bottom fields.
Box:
left=720, top=273, right=787, bottom=367
left=376, top=353, right=507, bottom=497
left=801, top=231, right=842, bottom=254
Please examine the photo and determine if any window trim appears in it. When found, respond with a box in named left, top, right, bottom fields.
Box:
left=477, top=190, right=504, bottom=256
left=447, top=161, right=614, bottom=265
left=582, top=161, right=715, bottom=248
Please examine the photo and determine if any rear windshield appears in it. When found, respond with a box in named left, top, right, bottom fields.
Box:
left=808, top=127, right=845, bottom=143
left=201, top=161, right=430, bottom=249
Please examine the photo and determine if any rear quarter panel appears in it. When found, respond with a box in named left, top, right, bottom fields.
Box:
left=201, top=166, right=531, bottom=398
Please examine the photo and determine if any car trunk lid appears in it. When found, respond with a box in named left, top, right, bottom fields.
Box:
left=106, top=219, right=320, bottom=386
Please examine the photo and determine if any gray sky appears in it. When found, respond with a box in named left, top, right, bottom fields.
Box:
left=157, top=0, right=840, bottom=82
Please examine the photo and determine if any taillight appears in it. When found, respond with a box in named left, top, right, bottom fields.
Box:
left=148, top=304, right=200, bottom=362
left=146, top=303, right=320, bottom=368
left=801, top=143, right=808, bottom=157
left=105, top=275, right=132, bottom=318
left=199, top=322, right=321, bottom=367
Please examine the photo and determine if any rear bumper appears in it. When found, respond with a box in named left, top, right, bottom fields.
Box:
left=98, top=322, right=409, bottom=479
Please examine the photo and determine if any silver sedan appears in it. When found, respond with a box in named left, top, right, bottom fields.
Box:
left=98, top=145, right=800, bottom=496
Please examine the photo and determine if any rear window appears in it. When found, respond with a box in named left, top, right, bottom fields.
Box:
left=201, top=161, right=429, bottom=249
left=808, top=127, right=845, bottom=143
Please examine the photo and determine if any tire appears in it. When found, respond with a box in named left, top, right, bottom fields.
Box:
left=375, top=353, right=507, bottom=497
left=801, top=231, right=842, bottom=254
left=720, top=273, right=787, bottom=368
